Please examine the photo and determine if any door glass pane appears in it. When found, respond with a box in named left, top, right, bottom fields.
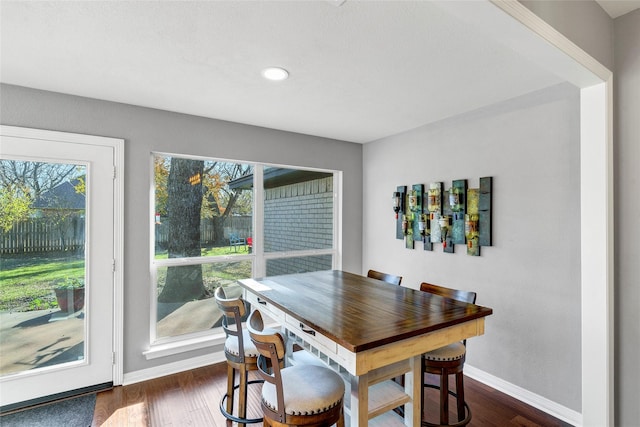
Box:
left=266, top=255, right=332, bottom=277
left=155, top=260, right=252, bottom=339
left=0, top=160, right=86, bottom=377
left=263, top=167, right=333, bottom=253
left=153, top=154, right=253, bottom=259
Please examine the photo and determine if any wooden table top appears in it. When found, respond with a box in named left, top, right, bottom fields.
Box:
left=239, top=270, right=493, bottom=353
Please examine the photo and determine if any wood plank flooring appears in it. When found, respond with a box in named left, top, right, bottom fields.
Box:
left=92, top=362, right=572, bottom=426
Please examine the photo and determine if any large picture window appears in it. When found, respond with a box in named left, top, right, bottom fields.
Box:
left=150, top=153, right=339, bottom=348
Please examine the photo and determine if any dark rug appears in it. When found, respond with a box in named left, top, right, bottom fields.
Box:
left=0, top=393, right=96, bottom=427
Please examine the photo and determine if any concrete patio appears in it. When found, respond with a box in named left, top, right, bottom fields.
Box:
left=0, top=309, right=85, bottom=376
left=0, top=285, right=244, bottom=376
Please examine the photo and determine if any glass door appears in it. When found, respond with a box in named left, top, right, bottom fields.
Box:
left=0, top=129, right=117, bottom=410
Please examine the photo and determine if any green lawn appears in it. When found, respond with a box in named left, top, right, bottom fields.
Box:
left=1, top=245, right=251, bottom=312
left=0, top=254, right=84, bottom=311
left=154, top=245, right=250, bottom=259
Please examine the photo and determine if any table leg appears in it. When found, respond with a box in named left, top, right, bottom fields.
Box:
left=350, top=372, right=369, bottom=427
left=403, top=355, right=421, bottom=427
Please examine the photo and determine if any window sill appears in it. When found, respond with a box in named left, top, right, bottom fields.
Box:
left=144, top=333, right=226, bottom=360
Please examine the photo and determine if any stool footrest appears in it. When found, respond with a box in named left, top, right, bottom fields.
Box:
left=422, top=383, right=472, bottom=427
left=219, top=378, right=264, bottom=424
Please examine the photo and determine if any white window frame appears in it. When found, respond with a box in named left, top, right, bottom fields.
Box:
left=145, top=153, right=341, bottom=359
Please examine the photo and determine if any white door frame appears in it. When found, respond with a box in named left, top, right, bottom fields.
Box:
left=0, top=125, right=125, bottom=389
left=436, top=2, right=614, bottom=425
left=492, top=5, right=614, bottom=426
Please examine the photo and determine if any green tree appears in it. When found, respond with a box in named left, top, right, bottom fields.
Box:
left=74, top=176, right=86, bottom=195
left=201, top=162, right=252, bottom=245
left=0, top=184, right=32, bottom=232
left=153, top=155, right=170, bottom=217
left=0, top=160, right=81, bottom=240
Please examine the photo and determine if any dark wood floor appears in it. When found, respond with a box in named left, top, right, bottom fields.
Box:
left=92, top=362, right=572, bottom=426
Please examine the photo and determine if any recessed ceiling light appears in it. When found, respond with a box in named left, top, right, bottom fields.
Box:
left=262, top=67, right=289, bottom=81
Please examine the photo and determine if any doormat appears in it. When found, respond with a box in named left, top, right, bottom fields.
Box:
left=0, top=393, right=96, bottom=427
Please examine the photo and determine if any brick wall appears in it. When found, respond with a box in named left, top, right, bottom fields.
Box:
left=264, top=177, right=333, bottom=276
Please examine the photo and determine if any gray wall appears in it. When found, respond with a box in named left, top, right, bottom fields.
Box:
left=0, top=83, right=363, bottom=374
left=613, top=9, right=640, bottom=426
left=362, top=83, right=582, bottom=411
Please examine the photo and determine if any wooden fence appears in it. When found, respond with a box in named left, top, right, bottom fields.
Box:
left=1, top=215, right=252, bottom=255
left=155, top=216, right=251, bottom=248
left=1, top=216, right=85, bottom=254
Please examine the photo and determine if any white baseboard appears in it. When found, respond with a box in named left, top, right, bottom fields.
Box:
left=123, top=351, right=227, bottom=386
left=464, top=365, right=583, bottom=426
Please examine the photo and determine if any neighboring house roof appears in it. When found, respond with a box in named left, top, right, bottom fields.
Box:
left=32, top=179, right=85, bottom=210
left=229, top=168, right=332, bottom=190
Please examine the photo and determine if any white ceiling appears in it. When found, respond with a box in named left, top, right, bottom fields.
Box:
left=0, top=1, right=567, bottom=143
left=596, top=0, right=640, bottom=18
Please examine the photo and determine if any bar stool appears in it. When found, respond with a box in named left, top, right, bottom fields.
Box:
left=367, top=269, right=402, bottom=286
left=420, top=282, right=477, bottom=427
left=247, top=310, right=345, bottom=427
left=214, top=287, right=263, bottom=426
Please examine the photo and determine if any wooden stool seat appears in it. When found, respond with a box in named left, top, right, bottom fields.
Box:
left=424, top=342, right=466, bottom=362
left=215, top=287, right=263, bottom=426
left=248, top=310, right=345, bottom=427
left=261, top=365, right=345, bottom=416
left=224, top=329, right=260, bottom=358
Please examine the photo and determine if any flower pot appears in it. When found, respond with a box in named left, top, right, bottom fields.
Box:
left=54, top=288, right=85, bottom=312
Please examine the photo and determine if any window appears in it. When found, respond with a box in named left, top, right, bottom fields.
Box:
left=150, top=154, right=340, bottom=351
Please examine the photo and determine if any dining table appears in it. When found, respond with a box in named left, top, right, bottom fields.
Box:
left=238, top=269, right=493, bottom=427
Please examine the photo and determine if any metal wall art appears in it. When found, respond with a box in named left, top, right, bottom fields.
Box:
left=393, top=177, right=492, bottom=256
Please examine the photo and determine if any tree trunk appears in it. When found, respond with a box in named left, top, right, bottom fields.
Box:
left=158, top=158, right=206, bottom=303
left=211, top=190, right=241, bottom=246
left=212, top=216, right=226, bottom=246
